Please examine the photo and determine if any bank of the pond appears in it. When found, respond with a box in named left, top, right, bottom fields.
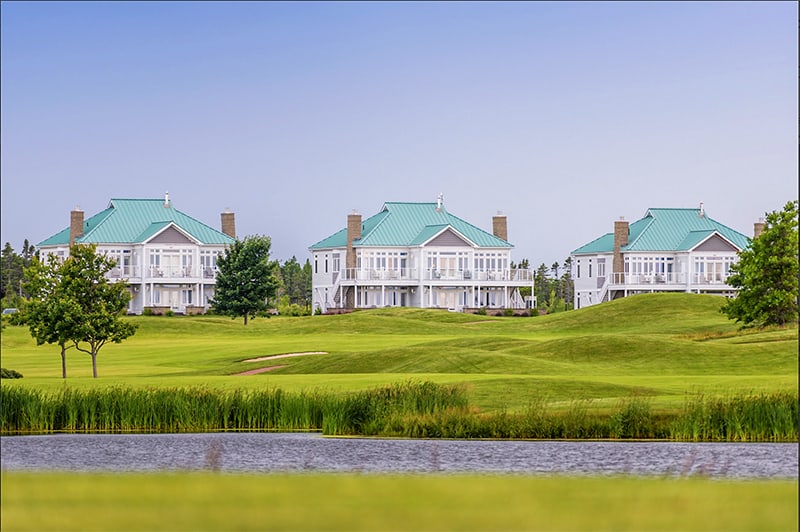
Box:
left=1, top=382, right=797, bottom=442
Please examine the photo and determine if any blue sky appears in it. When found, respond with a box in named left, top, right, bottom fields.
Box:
left=2, top=1, right=797, bottom=267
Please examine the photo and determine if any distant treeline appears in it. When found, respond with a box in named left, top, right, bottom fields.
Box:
left=2, top=383, right=796, bottom=442
left=514, top=257, right=575, bottom=313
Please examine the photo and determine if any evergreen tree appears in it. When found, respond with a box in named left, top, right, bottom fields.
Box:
left=211, top=235, right=279, bottom=325
left=1, top=241, right=37, bottom=308
left=534, top=263, right=550, bottom=309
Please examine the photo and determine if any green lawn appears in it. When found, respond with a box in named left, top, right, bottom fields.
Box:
left=2, top=472, right=796, bottom=531
left=2, top=293, right=797, bottom=531
left=1, top=293, right=797, bottom=413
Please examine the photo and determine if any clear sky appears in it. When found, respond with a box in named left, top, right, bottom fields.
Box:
left=2, top=1, right=797, bottom=267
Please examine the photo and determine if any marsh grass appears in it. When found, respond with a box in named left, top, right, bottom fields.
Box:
left=0, top=381, right=468, bottom=435
left=670, top=391, right=798, bottom=442
left=3, top=384, right=795, bottom=441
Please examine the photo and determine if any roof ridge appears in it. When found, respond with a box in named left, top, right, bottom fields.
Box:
left=359, top=209, right=391, bottom=242
left=623, top=216, right=654, bottom=250
left=75, top=207, right=115, bottom=243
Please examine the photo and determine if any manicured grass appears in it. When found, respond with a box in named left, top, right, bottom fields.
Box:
left=1, top=293, right=797, bottom=415
left=2, top=472, right=797, bottom=531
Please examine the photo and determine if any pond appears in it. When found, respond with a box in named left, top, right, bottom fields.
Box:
left=1, top=433, right=796, bottom=479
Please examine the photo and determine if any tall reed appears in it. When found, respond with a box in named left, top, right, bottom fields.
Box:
left=1, top=385, right=796, bottom=441
left=669, top=391, right=798, bottom=442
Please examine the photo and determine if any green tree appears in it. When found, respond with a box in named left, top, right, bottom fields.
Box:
left=280, top=256, right=304, bottom=306
left=301, top=259, right=313, bottom=311
left=560, top=256, right=574, bottom=310
left=534, top=263, right=551, bottom=309
left=1, top=240, right=37, bottom=309
left=21, top=244, right=136, bottom=378
left=211, top=235, right=279, bottom=325
left=21, top=256, right=78, bottom=378
left=1, top=242, right=24, bottom=305
left=722, top=200, right=799, bottom=328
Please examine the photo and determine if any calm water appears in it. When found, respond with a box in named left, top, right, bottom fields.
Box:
left=1, top=433, right=797, bottom=479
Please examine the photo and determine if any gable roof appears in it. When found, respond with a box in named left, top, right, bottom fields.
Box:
left=571, top=208, right=750, bottom=255
left=309, top=202, right=511, bottom=250
left=38, top=198, right=235, bottom=247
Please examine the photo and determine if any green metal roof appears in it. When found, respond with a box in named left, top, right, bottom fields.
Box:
left=38, top=198, right=235, bottom=247
left=571, top=208, right=750, bottom=255
left=310, top=202, right=511, bottom=250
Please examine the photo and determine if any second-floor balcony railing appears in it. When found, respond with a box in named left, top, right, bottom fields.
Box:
left=340, top=268, right=533, bottom=283
left=606, top=272, right=733, bottom=286
left=106, top=266, right=220, bottom=280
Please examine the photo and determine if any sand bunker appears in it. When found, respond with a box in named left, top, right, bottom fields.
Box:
left=235, top=365, right=287, bottom=376
left=242, top=351, right=328, bottom=363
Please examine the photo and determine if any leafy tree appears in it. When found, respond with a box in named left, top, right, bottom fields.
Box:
left=21, top=244, right=136, bottom=378
left=211, top=235, right=279, bottom=325
left=722, top=200, right=798, bottom=328
left=21, top=256, right=78, bottom=378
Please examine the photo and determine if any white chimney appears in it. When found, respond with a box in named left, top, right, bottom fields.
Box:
left=164, top=191, right=170, bottom=208
left=699, top=202, right=705, bottom=217
left=436, top=193, right=443, bottom=212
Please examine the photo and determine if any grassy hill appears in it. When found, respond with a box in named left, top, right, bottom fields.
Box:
left=1, top=293, right=796, bottom=413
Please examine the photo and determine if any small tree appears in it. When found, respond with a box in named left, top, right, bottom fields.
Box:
left=21, top=256, right=76, bottom=378
left=21, top=244, right=136, bottom=378
left=211, top=235, right=279, bottom=325
left=722, top=200, right=799, bottom=328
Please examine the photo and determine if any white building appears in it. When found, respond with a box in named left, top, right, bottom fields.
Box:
left=309, top=198, right=534, bottom=314
left=570, top=205, right=759, bottom=309
left=37, top=194, right=236, bottom=314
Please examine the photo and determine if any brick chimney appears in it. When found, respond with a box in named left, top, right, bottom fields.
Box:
left=221, top=209, right=236, bottom=238
left=613, top=217, right=629, bottom=278
left=492, top=212, right=508, bottom=241
left=69, top=206, right=84, bottom=247
left=753, top=218, right=766, bottom=239
left=345, top=211, right=362, bottom=308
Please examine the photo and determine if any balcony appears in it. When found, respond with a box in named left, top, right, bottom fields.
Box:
left=339, top=268, right=533, bottom=284
left=607, top=272, right=732, bottom=287
left=106, top=266, right=219, bottom=282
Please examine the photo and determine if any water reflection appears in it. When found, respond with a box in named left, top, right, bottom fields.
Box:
left=1, top=432, right=796, bottom=479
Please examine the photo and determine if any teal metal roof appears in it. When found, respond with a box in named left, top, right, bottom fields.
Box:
left=38, top=199, right=235, bottom=247
left=309, top=202, right=511, bottom=250
left=571, top=208, right=749, bottom=255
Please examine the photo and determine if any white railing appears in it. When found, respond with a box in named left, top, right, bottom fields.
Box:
left=342, top=268, right=418, bottom=281
left=608, top=272, right=732, bottom=286
left=340, top=268, right=533, bottom=283
left=106, top=266, right=140, bottom=279
left=106, top=266, right=219, bottom=281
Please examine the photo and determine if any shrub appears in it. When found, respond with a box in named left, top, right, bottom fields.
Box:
left=0, top=368, right=23, bottom=379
